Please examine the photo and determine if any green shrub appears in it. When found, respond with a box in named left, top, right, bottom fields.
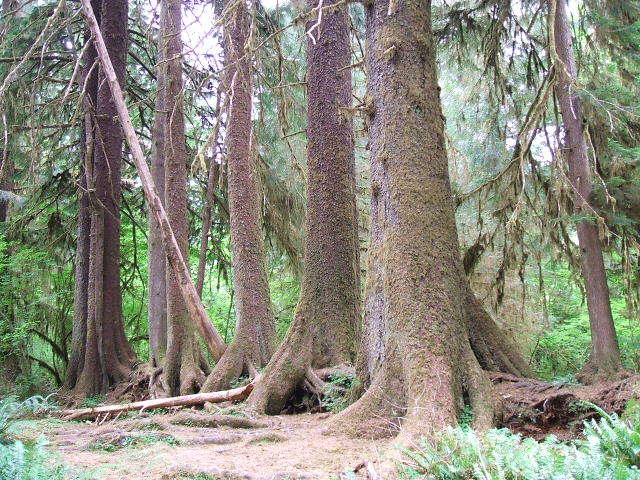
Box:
left=399, top=405, right=640, bottom=479
left=321, top=372, right=354, bottom=413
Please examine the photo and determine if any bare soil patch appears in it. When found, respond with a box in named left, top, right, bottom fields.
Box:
left=32, top=411, right=386, bottom=480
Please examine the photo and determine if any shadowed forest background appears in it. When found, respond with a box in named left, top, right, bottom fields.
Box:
left=0, top=0, right=639, bottom=478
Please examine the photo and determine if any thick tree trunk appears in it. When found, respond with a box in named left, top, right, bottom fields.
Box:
left=80, top=0, right=226, bottom=364
left=246, top=0, right=360, bottom=412
left=65, top=1, right=99, bottom=388
left=160, top=0, right=207, bottom=396
left=149, top=15, right=168, bottom=369
left=551, top=0, right=621, bottom=381
left=327, top=0, right=497, bottom=443
left=75, top=0, right=136, bottom=396
left=202, top=0, right=275, bottom=392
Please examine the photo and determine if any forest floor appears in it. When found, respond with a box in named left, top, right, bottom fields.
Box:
left=12, top=373, right=637, bottom=479
left=19, top=411, right=387, bottom=480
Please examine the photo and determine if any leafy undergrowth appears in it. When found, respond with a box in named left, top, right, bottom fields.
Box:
left=400, top=405, right=640, bottom=479
left=0, top=395, right=89, bottom=480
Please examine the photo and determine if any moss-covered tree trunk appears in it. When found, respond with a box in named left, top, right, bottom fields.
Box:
left=66, top=2, right=100, bottom=386
left=202, top=0, right=275, bottom=392
left=160, top=0, right=208, bottom=396
left=196, top=90, right=222, bottom=297
left=246, top=0, right=360, bottom=413
left=551, top=0, right=621, bottom=382
left=74, top=0, right=136, bottom=397
left=326, top=0, right=521, bottom=443
left=149, top=15, right=168, bottom=369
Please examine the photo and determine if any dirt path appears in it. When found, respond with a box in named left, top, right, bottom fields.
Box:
left=25, top=412, right=387, bottom=479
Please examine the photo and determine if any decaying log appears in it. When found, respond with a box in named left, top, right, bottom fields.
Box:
left=60, top=383, right=254, bottom=420
left=78, top=0, right=225, bottom=361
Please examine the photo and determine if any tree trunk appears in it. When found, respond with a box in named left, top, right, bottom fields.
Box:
left=149, top=14, right=168, bottom=369
left=202, top=0, right=275, bottom=392
left=246, top=0, right=360, bottom=413
left=160, top=0, right=207, bottom=396
left=196, top=90, right=222, bottom=297
left=65, top=0, right=99, bottom=389
left=66, top=161, right=92, bottom=388
left=75, top=0, right=136, bottom=396
left=79, top=0, right=226, bottom=364
left=551, top=0, right=621, bottom=382
left=326, top=0, right=498, bottom=444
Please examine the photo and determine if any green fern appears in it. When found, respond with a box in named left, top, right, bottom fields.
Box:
left=0, top=395, right=57, bottom=444
left=399, top=403, right=640, bottom=480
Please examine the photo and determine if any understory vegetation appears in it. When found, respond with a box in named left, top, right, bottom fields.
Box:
left=400, top=405, right=640, bottom=480
left=0, top=396, right=82, bottom=480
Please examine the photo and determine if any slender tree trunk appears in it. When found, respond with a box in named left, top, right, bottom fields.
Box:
left=75, top=0, right=135, bottom=396
left=66, top=164, right=92, bottom=388
left=326, top=0, right=499, bottom=444
left=149, top=18, right=168, bottom=368
left=552, top=0, right=621, bottom=381
left=202, top=0, right=275, bottom=392
left=160, top=0, right=207, bottom=396
left=196, top=91, right=222, bottom=297
left=246, top=0, right=360, bottom=412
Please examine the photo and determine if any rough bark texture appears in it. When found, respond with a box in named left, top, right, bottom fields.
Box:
left=462, top=279, right=533, bottom=377
left=149, top=15, right=168, bottom=369
left=196, top=90, right=222, bottom=297
left=202, top=0, right=275, bottom=392
left=66, top=163, right=92, bottom=388
left=74, top=0, right=136, bottom=396
left=65, top=2, right=99, bottom=388
left=80, top=0, right=226, bottom=364
left=246, top=0, right=360, bottom=413
left=327, top=0, right=496, bottom=443
left=552, top=0, right=621, bottom=381
left=160, top=0, right=207, bottom=396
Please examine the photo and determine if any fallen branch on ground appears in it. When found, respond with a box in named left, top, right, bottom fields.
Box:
left=59, top=383, right=254, bottom=421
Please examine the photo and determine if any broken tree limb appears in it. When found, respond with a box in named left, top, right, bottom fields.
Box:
left=59, top=383, right=255, bottom=421
left=79, top=0, right=225, bottom=361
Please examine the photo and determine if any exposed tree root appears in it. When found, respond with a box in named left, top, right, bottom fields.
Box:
left=161, top=466, right=315, bottom=480
left=201, top=341, right=258, bottom=392
left=491, top=372, right=639, bottom=439
left=243, top=432, right=287, bottom=445
left=166, top=411, right=266, bottom=429
left=85, top=430, right=178, bottom=451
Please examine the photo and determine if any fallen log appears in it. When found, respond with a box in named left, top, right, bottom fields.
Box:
left=59, top=383, right=254, bottom=421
